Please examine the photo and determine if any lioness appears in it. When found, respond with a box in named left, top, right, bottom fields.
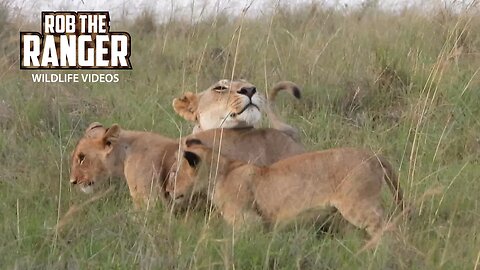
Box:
left=166, top=139, right=403, bottom=238
left=173, top=79, right=301, bottom=141
left=70, top=122, right=304, bottom=208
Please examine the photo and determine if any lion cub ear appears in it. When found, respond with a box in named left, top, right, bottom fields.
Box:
left=183, top=151, right=200, bottom=168
left=172, top=92, right=199, bottom=122
left=102, top=124, right=121, bottom=149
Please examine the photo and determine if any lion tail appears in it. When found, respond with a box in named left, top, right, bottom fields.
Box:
left=378, top=155, right=404, bottom=211
left=265, top=81, right=302, bottom=142
left=268, top=81, right=301, bottom=102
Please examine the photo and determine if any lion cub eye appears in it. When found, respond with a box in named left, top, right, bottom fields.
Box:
left=212, top=85, right=228, bottom=92
left=78, top=153, right=86, bottom=165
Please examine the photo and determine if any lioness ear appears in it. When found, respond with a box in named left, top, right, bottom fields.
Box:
left=102, top=124, right=121, bottom=148
left=172, top=92, right=199, bottom=122
left=183, top=151, right=200, bottom=168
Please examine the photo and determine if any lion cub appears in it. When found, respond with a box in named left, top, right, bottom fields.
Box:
left=167, top=139, right=403, bottom=238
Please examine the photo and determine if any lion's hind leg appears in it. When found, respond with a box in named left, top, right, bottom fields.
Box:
left=332, top=199, right=384, bottom=240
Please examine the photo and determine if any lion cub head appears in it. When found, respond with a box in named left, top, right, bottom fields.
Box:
left=166, top=139, right=219, bottom=203
left=70, top=122, right=123, bottom=194
left=173, top=79, right=266, bottom=132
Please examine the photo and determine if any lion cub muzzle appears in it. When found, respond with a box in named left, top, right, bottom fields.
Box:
left=70, top=177, right=95, bottom=194
left=165, top=172, right=187, bottom=203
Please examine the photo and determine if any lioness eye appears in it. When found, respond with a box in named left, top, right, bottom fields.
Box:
left=78, top=153, right=86, bottom=165
left=212, top=85, right=228, bottom=92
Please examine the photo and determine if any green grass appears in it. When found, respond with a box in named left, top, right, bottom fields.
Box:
left=1, top=3, right=480, bottom=269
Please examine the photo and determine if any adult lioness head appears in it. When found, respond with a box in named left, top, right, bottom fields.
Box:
left=172, top=80, right=301, bottom=135
left=70, top=122, right=122, bottom=194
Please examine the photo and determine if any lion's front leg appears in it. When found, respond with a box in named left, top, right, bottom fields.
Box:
left=129, top=185, right=160, bottom=210
left=124, top=163, right=160, bottom=210
left=218, top=201, right=262, bottom=229
left=220, top=202, right=247, bottom=228
left=126, top=181, right=154, bottom=210
left=214, top=176, right=260, bottom=228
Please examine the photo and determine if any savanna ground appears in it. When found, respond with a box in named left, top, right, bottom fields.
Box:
left=0, top=1, right=479, bottom=269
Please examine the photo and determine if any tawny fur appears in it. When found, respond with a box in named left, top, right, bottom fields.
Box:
left=70, top=123, right=304, bottom=208
left=70, top=123, right=179, bottom=208
left=167, top=142, right=403, bottom=239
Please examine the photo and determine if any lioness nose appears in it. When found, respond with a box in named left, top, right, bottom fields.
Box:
left=238, top=87, right=256, bottom=98
left=70, top=179, right=78, bottom=185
